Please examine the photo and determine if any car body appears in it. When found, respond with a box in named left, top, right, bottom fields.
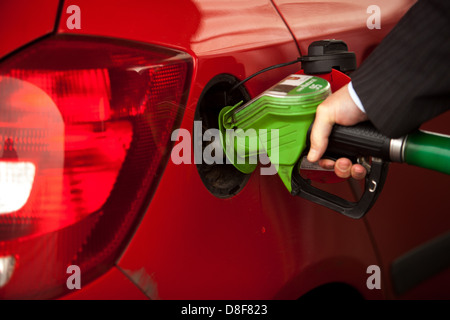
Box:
left=0, top=0, right=449, bottom=300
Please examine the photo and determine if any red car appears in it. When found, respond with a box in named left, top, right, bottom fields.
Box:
left=0, top=0, right=449, bottom=300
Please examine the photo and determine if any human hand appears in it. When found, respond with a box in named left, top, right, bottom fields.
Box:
left=307, top=84, right=369, bottom=180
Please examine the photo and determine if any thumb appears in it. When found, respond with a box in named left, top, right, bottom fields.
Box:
left=307, top=106, right=334, bottom=162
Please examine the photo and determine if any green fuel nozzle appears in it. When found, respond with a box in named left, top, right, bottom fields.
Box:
left=218, top=71, right=450, bottom=219
left=219, top=74, right=331, bottom=190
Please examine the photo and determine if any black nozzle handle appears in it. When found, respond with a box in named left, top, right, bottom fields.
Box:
left=291, top=156, right=389, bottom=219
left=292, top=121, right=394, bottom=219
left=308, top=121, right=394, bottom=161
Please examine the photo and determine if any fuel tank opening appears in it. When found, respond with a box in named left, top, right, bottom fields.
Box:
left=195, top=74, right=251, bottom=198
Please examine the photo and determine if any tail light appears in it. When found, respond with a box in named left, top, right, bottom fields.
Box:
left=0, top=35, right=192, bottom=299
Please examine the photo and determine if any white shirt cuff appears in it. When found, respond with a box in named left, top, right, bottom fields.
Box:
left=348, top=81, right=366, bottom=114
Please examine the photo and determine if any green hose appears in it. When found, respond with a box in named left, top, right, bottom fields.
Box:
left=404, top=131, right=450, bottom=175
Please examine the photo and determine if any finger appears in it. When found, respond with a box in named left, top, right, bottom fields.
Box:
left=307, top=107, right=334, bottom=162
left=334, top=158, right=352, bottom=179
left=318, top=158, right=335, bottom=170
left=351, top=164, right=367, bottom=180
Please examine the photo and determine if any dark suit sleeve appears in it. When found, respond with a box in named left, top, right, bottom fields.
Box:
left=351, top=0, right=450, bottom=138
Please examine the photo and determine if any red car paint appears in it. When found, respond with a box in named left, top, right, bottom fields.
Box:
left=1, top=0, right=449, bottom=300
left=0, top=0, right=60, bottom=58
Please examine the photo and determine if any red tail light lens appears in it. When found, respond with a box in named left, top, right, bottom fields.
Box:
left=0, top=36, right=192, bottom=299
